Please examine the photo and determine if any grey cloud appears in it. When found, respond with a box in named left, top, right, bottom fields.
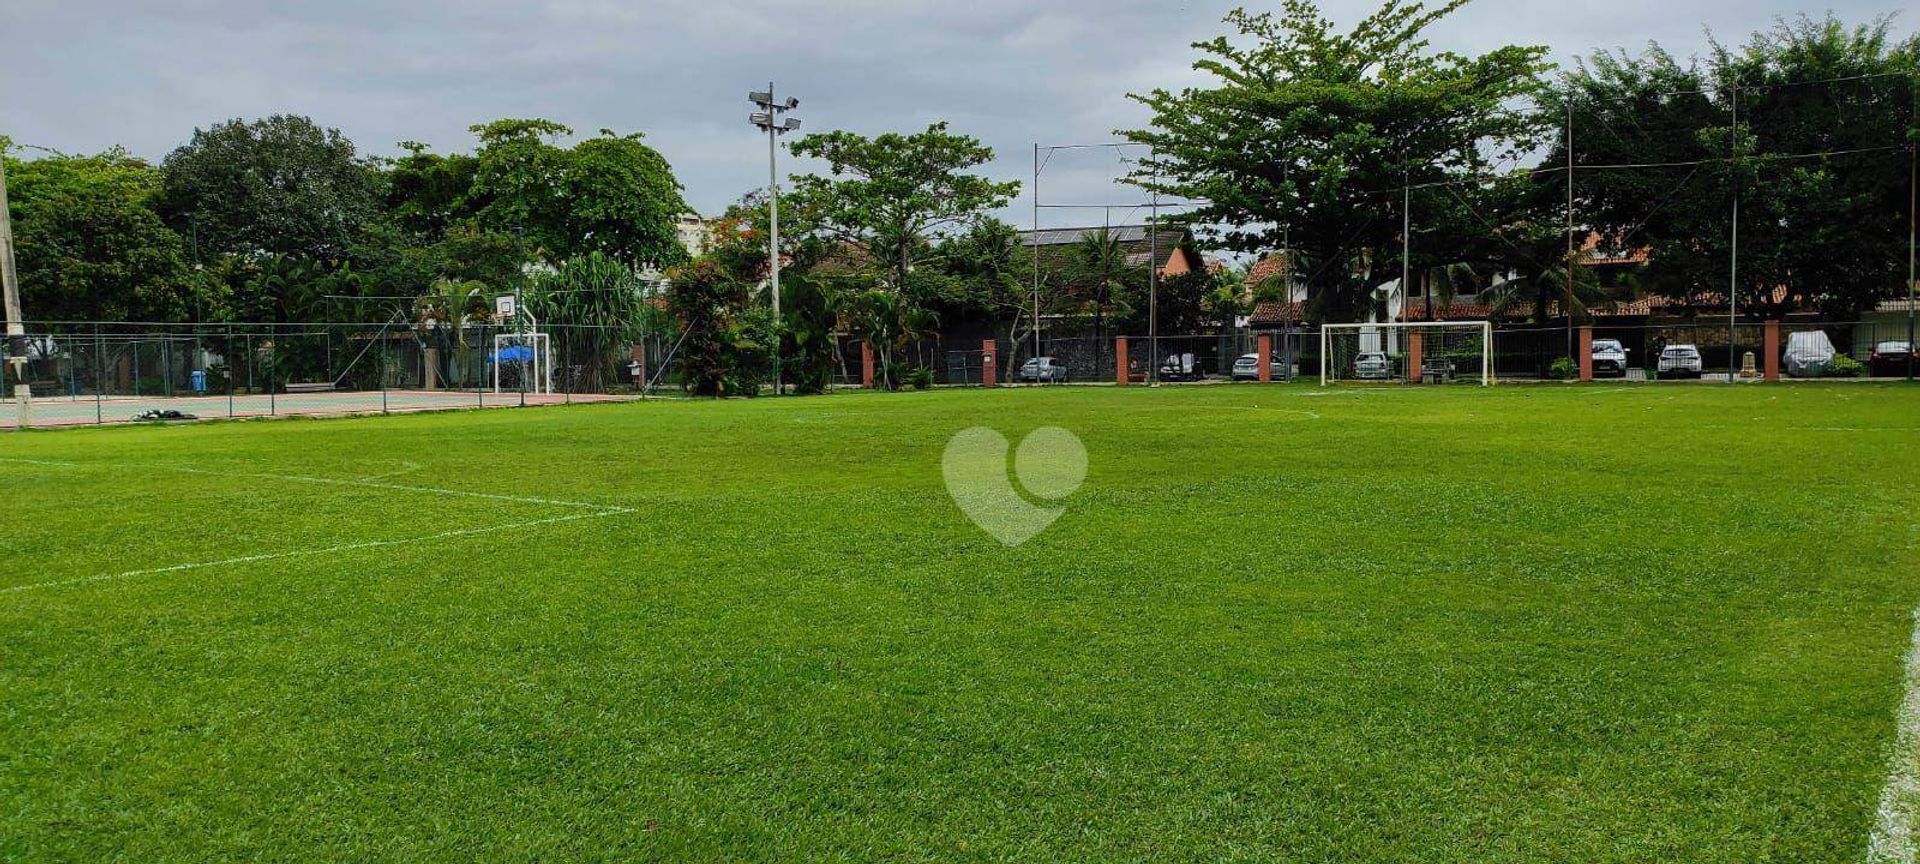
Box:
left=4, top=0, right=1908, bottom=236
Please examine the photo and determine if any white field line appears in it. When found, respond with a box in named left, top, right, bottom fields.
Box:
left=0, top=509, right=632, bottom=595
left=0, top=458, right=634, bottom=596
left=1869, top=607, right=1920, bottom=864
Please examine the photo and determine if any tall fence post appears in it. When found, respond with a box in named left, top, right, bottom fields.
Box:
left=1763, top=321, right=1781, bottom=382
left=94, top=324, right=104, bottom=425
left=1577, top=326, right=1594, bottom=382
left=1256, top=333, right=1273, bottom=383
left=1115, top=336, right=1130, bottom=386
left=226, top=325, right=235, bottom=418
left=980, top=339, right=997, bottom=388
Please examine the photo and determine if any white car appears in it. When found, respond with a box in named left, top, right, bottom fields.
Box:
left=1019, top=356, right=1069, bottom=383
left=1657, top=344, right=1703, bottom=379
left=1352, top=351, right=1392, bottom=380
left=1591, top=339, right=1629, bottom=377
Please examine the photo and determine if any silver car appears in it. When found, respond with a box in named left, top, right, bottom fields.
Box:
left=1230, top=353, right=1284, bottom=380
left=1019, top=356, right=1069, bottom=383
left=1657, top=344, right=1703, bottom=379
left=1353, top=351, right=1392, bottom=380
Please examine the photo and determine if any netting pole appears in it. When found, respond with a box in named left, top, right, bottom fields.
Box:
left=268, top=325, right=276, bottom=416
left=1727, top=81, right=1740, bottom=384
left=381, top=327, right=389, bottom=415
left=1483, top=321, right=1494, bottom=386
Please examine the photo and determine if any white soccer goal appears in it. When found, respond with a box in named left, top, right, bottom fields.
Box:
left=491, top=332, right=553, bottom=395
left=1320, top=321, right=1493, bottom=386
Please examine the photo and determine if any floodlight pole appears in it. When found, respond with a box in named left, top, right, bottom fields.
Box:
left=750, top=82, right=800, bottom=395
left=0, top=154, right=30, bottom=418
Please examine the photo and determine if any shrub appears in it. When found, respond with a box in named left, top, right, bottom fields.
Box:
left=906, top=367, right=934, bottom=390
left=1824, top=355, right=1867, bottom=378
left=1548, top=356, right=1577, bottom=380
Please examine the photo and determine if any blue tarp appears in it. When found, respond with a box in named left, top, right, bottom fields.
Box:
left=488, top=345, right=535, bottom=364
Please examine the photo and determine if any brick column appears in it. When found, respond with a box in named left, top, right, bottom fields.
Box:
left=1408, top=331, right=1424, bottom=383
left=1763, top=321, right=1781, bottom=382
left=1115, top=336, right=1130, bottom=386
left=980, top=339, right=997, bottom=388
left=860, top=341, right=875, bottom=388
left=1577, top=326, right=1594, bottom=382
left=1256, top=333, right=1273, bottom=383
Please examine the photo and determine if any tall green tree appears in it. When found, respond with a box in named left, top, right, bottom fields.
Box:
left=1546, top=15, right=1918, bottom=319
left=159, top=115, right=381, bottom=262
left=786, top=123, right=1021, bottom=297
left=469, top=119, right=692, bottom=271
left=1122, top=0, right=1551, bottom=322
left=3, top=147, right=203, bottom=322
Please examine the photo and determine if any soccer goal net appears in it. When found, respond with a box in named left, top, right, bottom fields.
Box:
left=491, top=332, right=553, bottom=394
left=1321, top=322, right=1493, bottom=386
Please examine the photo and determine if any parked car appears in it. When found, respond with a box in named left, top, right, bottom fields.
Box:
left=1230, top=353, right=1284, bottom=381
left=1868, top=340, right=1913, bottom=377
left=1657, top=344, right=1704, bottom=379
left=1019, top=356, right=1069, bottom=383
left=1160, top=352, right=1203, bottom=381
left=1591, top=339, right=1629, bottom=377
left=1352, top=351, right=1392, bottom=381
left=1783, top=330, right=1837, bottom=378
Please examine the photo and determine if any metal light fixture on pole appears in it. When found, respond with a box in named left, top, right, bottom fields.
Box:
left=0, top=155, right=30, bottom=425
left=749, top=84, right=801, bottom=395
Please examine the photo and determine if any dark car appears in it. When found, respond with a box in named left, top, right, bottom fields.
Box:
left=1869, top=341, right=1913, bottom=377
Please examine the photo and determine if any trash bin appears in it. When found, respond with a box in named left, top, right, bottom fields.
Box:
left=190, top=370, right=208, bottom=393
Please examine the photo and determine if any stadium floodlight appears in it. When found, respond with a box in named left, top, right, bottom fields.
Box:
left=747, top=81, right=802, bottom=395
left=1319, top=320, right=1494, bottom=387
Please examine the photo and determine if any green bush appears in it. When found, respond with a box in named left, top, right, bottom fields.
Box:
left=906, top=367, right=934, bottom=390
left=1824, top=354, right=1867, bottom=378
left=1548, top=356, right=1577, bottom=380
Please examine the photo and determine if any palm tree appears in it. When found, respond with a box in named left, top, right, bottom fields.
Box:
left=412, top=277, right=491, bottom=388
left=1065, top=229, right=1146, bottom=379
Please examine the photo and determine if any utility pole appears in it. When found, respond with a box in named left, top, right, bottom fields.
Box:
left=1728, top=82, right=1740, bottom=383
left=1566, top=90, right=1576, bottom=362
left=749, top=85, right=801, bottom=394
left=1032, top=143, right=1042, bottom=377
left=1402, top=167, right=1412, bottom=352
left=1149, top=188, right=1160, bottom=387
left=1907, top=72, right=1916, bottom=383
left=0, top=154, right=29, bottom=423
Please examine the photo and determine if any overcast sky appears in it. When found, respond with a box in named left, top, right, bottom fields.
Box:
left=4, top=0, right=1910, bottom=234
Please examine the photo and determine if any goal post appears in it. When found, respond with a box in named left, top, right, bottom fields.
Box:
left=491, top=332, right=552, bottom=395
left=1320, top=321, right=1494, bottom=386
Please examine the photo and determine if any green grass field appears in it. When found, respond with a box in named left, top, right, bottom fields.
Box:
left=3, top=383, right=1918, bottom=862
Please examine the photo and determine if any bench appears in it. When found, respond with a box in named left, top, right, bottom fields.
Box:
left=283, top=382, right=336, bottom=394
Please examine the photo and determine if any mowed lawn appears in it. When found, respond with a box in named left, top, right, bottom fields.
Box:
left=2, top=383, right=1918, bottom=862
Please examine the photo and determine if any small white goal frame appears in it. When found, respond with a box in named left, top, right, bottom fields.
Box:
left=1320, top=321, right=1494, bottom=387
left=491, top=332, right=553, bottom=395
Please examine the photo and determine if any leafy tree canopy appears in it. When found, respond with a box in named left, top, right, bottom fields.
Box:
left=469, top=119, right=692, bottom=271
left=159, top=114, right=382, bottom=262
left=5, top=147, right=205, bottom=322
left=786, top=123, right=1020, bottom=295
left=1122, top=0, right=1551, bottom=321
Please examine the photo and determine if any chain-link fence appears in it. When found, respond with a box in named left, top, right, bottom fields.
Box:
left=0, top=321, right=668, bottom=429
